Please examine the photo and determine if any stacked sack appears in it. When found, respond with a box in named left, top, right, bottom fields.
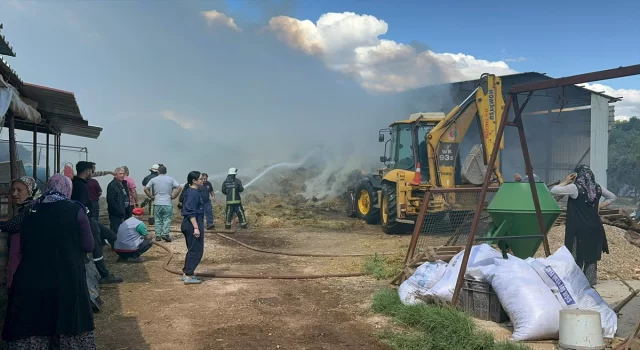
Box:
left=398, top=244, right=617, bottom=341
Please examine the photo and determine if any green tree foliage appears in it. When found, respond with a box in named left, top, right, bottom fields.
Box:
left=608, top=117, right=640, bottom=196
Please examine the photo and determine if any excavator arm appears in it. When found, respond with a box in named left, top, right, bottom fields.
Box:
left=426, top=74, right=505, bottom=188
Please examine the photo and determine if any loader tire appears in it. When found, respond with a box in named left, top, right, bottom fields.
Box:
left=355, top=181, right=380, bottom=224
left=346, top=188, right=357, bottom=218
left=381, top=183, right=406, bottom=234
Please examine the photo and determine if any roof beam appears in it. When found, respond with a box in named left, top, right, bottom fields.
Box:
left=509, top=64, right=640, bottom=94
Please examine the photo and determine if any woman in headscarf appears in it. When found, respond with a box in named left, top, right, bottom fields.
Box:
left=0, top=176, right=38, bottom=288
left=2, top=174, right=97, bottom=349
left=551, top=165, right=617, bottom=286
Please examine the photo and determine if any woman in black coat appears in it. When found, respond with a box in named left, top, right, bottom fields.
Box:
left=2, top=174, right=97, bottom=349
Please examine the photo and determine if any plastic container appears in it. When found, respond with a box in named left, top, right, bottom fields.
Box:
left=558, top=309, right=605, bottom=350
left=458, top=278, right=509, bottom=323
left=485, top=182, right=562, bottom=258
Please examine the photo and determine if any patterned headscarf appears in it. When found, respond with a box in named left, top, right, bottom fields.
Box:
left=11, top=176, right=38, bottom=198
left=574, top=165, right=601, bottom=206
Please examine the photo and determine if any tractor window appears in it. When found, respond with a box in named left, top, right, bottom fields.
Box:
left=394, top=125, right=414, bottom=170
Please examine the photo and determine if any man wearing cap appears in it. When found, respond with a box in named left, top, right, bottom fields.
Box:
left=144, top=165, right=181, bottom=242
left=221, top=167, right=248, bottom=229
left=114, top=208, right=154, bottom=263
left=141, top=164, right=161, bottom=224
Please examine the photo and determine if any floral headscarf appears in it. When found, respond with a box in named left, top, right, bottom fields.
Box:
left=574, top=165, right=601, bottom=206
left=11, top=176, right=38, bottom=198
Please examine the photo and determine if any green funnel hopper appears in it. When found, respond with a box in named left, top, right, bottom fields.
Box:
left=485, top=182, right=561, bottom=259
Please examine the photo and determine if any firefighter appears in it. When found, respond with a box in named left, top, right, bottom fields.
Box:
left=141, top=164, right=161, bottom=225
left=221, top=167, right=247, bottom=229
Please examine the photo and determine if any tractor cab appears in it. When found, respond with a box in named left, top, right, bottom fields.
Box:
left=379, top=112, right=444, bottom=183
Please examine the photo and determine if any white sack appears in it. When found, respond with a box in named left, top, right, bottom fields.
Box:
left=491, top=258, right=562, bottom=341
left=425, top=244, right=503, bottom=303
left=528, top=245, right=617, bottom=338
left=398, top=260, right=447, bottom=305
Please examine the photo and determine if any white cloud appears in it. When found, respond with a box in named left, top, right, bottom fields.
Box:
left=161, top=110, right=196, bottom=130
left=204, top=10, right=639, bottom=119
left=201, top=10, right=242, bottom=32
left=267, top=12, right=516, bottom=92
left=579, top=83, right=640, bottom=120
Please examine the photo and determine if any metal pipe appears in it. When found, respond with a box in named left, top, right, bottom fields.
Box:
left=451, top=94, right=513, bottom=306
left=474, top=234, right=545, bottom=242
left=32, top=122, right=37, bottom=179
left=404, top=189, right=431, bottom=264
left=428, top=187, right=500, bottom=193
left=8, top=112, right=16, bottom=180
left=45, top=133, right=50, bottom=180
left=513, top=93, right=552, bottom=256
left=509, top=64, right=640, bottom=94
left=56, top=134, right=61, bottom=173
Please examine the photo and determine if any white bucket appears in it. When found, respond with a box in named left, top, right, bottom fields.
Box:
left=558, top=309, right=605, bottom=350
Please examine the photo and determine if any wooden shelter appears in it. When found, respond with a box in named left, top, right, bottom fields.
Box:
left=0, top=23, right=102, bottom=218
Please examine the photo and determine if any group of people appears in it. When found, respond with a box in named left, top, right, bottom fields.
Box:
left=0, top=161, right=251, bottom=348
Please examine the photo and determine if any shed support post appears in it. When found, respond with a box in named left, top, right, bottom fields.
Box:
left=32, top=122, right=37, bottom=179
left=56, top=134, right=61, bottom=173
left=8, top=112, right=17, bottom=216
left=46, top=133, right=50, bottom=181
left=590, top=94, right=609, bottom=190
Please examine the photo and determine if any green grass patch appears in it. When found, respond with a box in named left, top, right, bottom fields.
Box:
left=371, top=288, right=530, bottom=350
left=363, top=254, right=404, bottom=280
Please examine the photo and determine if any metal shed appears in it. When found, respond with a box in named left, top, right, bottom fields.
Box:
left=401, top=72, right=619, bottom=188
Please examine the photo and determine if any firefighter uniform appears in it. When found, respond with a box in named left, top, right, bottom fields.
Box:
left=222, top=167, right=247, bottom=229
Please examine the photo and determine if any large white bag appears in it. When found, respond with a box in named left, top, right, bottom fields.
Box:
left=491, top=258, right=562, bottom=341
left=398, top=260, right=447, bottom=305
left=528, top=245, right=617, bottom=338
left=425, top=244, right=503, bottom=303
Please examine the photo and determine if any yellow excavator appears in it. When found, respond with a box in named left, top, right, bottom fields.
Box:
left=346, top=73, right=505, bottom=234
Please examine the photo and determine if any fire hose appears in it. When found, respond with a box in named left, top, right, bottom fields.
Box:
left=149, top=227, right=399, bottom=280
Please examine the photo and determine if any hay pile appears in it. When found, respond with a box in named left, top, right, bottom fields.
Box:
left=537, top=224, right=640, bottom=280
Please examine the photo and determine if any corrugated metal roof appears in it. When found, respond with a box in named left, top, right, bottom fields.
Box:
left=0, top=57, right=22, bottom=87
left=499, top=72, right=620, bottom=102
left=409, top=72, right=621, bottom=103
left=19, top=83, right=102, bottom=139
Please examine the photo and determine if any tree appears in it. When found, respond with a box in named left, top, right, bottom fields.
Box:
left=608, top=117, right=640, bottom=197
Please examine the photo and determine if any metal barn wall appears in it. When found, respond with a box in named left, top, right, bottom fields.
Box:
left=401, top=73, right=606, bottom=185
left=590, top=94, right=610, bottom=190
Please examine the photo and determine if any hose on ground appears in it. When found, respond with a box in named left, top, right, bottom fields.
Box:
left=152, top=241, right=370, bottom=280
left=147, top=227, right=396, bottom=279
left=149, top=227, right=398, bottom=257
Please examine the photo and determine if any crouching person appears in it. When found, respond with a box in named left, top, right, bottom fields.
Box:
left=114, top=207, right=153, bottom=263
left=222, top=167, right=248, bottom=229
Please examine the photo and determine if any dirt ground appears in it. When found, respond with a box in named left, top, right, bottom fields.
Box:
left=93, top=225, right=407, bottom=350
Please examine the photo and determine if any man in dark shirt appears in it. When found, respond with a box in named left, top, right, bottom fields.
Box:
left=72, top=161, right=122, bottom=285
left=107, top=167, right=128, bottom=233
left=87, top=173, right=102, bottom=219
left=199, top=173, right=215, bottom=229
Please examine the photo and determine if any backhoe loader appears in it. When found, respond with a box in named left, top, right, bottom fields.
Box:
left=346, top=73, right=505, bottom=234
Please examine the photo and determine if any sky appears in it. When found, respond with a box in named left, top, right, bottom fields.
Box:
left=0, top=0, right=639, bottom=194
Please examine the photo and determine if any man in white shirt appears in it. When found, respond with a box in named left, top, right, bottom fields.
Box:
left=143, top=165, right=181, bottom=242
